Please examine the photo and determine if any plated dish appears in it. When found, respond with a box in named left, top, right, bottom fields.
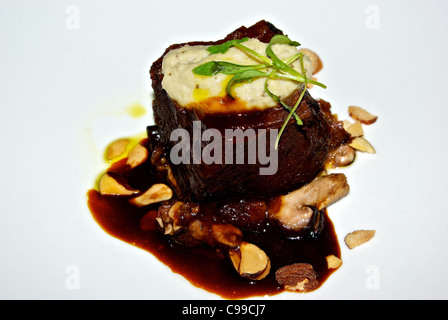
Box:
left=87, top=20, right=377, bottom=299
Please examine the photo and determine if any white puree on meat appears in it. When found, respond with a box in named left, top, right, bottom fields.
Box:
left=161, top=38, right=313, bottom=110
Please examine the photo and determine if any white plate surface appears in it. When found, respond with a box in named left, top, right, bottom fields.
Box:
left=1, top=0, right=448, bottom=300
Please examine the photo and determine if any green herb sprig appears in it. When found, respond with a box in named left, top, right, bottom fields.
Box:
left=192, top=35, right=326, bottom=149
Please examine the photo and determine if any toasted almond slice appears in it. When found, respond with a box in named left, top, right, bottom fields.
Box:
left=253, top=259, right=271, bottom=281
left=167, top=201, right=185, bottom=233
left=346, top=121, right=364, bottom=138
left=129, top=183, right=173, bottom=207
left=342, top=119, right=353, bottom=131
left=155, top=217, right=164, bottom=229
left=348, top=106, right=378, bottom=125
left=345, top=230, right=376, bottom=249
left=349, top=137, right=376, bottom=154
left=229, top=249, right=241, bottom=272
left=164, top=223, right=174, bottom=236
left=98, top=173, right=138, bottom=196
left=326, top=255, right=343, bottom=269
left=299, top=48, right=323, bottom=74
left=105, top=139, right=130, bottom=161
left=126, top=144, right=149, bottom=168
left=238, top=242, right=270, bottom=280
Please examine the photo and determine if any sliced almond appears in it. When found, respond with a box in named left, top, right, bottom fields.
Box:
left=229, top=242, right=271, bottom=281
left=98, top=173, right=138, bottom=196
left=349, top=137, right=376, bottom=154
left=167, top=201, right=185, bottom=233
left=345, top=230, right=376, bottom=249
left=167, top=201, right=183, bottom=220
left=326, top=255, right=343, bottom=269
left=342, top=119, right=353, bottom=131
left=348, top=106, right=378, bottom=125
left=229, top=249, right=241, bottom=273
left=164, top=223, right=174, bottom=236
left=105, top=139, right=130, bottom=161
left=126, top=144, right=149, bottom=168
left=238, top=242, right=270, bottom=280
left=299, top=48, right=323, bottom=74
left=346, top=121, right=364, bottom=138
left=129, top=183, right=173, bottom=207
left=155, top=217, right=164, bottom=229
left=253, top=259, right=271, bottom=281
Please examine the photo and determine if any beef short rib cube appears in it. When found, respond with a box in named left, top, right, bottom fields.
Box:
left=149, top=20, right=348, bottom=201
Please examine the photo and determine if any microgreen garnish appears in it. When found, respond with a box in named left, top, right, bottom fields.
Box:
left=193, top=35, right=327, bottom=149
left=264, top=73, right=303, bottom=127
left=206, top=37, right=250, bottom=54
left=192, top=61, right=265, bottom=76
left=226, top=69, right=269, bottom=98
left=266, top=35, right=304, bottom=81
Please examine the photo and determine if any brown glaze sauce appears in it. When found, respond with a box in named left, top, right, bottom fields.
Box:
left=87, top=134, right=341, bottom=299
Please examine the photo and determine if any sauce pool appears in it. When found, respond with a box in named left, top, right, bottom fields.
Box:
left=87, top=138, right=341, bottom=299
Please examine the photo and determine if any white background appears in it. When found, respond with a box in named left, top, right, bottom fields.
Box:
left=1, top=0, right=447, bottom=299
